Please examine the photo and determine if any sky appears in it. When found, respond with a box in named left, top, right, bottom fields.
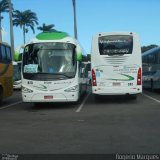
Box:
left=1, top=0, right=160, bottom=54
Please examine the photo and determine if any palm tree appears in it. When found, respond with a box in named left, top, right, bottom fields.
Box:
left=0, top=0, right=9, bottom=42
left=13, top=9, right=38, bottom=44
left=37, top=23, right=55, bottom=32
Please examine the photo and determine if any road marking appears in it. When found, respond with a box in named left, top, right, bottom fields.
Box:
left=142, top=93, right=160, bottom=103
left=76, top=92, right=90, bottom=113
left=0, top=101, right=22, bottom=110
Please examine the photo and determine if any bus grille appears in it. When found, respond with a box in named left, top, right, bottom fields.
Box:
left=103, top=56, right=129, bottom=64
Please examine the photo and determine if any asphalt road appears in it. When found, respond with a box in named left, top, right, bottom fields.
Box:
left=0, top=88, right=160, bottom=154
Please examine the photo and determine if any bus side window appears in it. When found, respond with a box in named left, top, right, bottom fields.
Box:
left=1, top=45, right=6, bottom=61
left=158, top=51, right=160, bottom=64
left=6, top=47, right=12, bottom=62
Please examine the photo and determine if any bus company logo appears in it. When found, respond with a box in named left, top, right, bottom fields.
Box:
left=54, top=81, right=72, bottom=85
left=99, top=39, right=127, bottom=44
left=33, top=84, right=47, bottom=91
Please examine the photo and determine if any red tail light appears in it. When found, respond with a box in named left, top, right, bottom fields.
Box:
left=92, top=69, right=97, bottom=86
left=137, top=67, right=142, bottom=85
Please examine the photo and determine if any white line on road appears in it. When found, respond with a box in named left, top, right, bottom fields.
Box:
left=142, top=93, right=160, bottom=103
left=76, top=92, right=91, bottom=113
left=0, top=101, right=23, bottom=110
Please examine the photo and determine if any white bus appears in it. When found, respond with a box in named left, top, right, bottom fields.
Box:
left=22, top=31, right=87, bottom=103
left=91, top=32, right=142, bottom=99
left=142, top=47, right=160, bottom=91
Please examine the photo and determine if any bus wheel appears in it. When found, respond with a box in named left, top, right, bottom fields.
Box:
left=130, top=94, right=137, bottom=100
left=0, top=87, right=3, bottom=104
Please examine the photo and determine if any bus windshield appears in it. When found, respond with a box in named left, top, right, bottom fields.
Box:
left=99, top=35, right=133, bottom=55
left=23, top=42, right=77, bottom=80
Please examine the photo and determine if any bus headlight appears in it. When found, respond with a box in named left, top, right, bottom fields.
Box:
left=14, top=81, right=21, bottom=85
left=22, top=86, right=33, bottom=93
left=64, top=85, right=78, bottom=92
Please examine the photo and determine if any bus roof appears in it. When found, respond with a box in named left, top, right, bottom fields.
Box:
left=93, top=31, right=138, bottom=37
left=26, top=30, right=79, bottom=45
left=142, top=47, right=160, bottom=57
left=36, top=30, right=69, bottom=40
left=0, top=41, right=10, bottom=47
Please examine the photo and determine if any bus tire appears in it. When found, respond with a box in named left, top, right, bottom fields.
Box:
left=130, top=94, right=137, bottom=100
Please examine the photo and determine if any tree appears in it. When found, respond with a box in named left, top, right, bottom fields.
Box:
left=141, top=44, right=158, bottom=53
left=37, top=23, right=55, bottom=32
left=0, top=0, right=9, bottom=42
left=86, top=54, right=91, bottom=61
left=13, top=9, right=38, bottom=44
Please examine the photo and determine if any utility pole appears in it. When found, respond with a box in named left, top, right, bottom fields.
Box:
left=72, top=0, right=78, bottom=39
left=0, top=16, right=3, bottom=42
left=8, top=0, right=14, bottom=60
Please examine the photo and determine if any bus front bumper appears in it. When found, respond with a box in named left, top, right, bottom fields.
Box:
left=22, top=92, right=79, bottom=103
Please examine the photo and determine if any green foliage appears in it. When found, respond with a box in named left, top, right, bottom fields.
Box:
left=87, top=54, right=91, bottom=61
left=141, top=44, right=158, bottom=53
left=0, top=0, right=9, bottom=15
left=14, top=52, right=22, bottom=61
left=37, top=23, right=55, bottom=32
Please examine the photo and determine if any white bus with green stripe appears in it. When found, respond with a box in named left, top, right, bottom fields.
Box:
left=91, top=32, right=142, bottom=99
left=22, top=31, right=87, bottom=103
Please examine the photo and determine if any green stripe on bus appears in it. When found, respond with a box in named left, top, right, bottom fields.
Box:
left=36, top=31, right=68, bottom=40
left=108, top=74, right=134, bottom=81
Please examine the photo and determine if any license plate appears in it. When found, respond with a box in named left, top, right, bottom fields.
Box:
left=112, top=82, right=121, bottom=86
left=44, top=95, right=53, bottom=99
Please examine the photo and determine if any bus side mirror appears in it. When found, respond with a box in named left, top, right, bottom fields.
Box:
left=76, top=45, right=82, bottom=61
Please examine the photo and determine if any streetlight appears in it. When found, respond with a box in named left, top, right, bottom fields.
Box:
left=72, top=0, right=78, bottom=39
left=8, top=0, right=14, bottom=60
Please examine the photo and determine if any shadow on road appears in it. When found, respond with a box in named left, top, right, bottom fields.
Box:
left=26, top=93, right=87, bottom=112
left=88, top=94, right=138, bottom=105
left=26, top=102, right=77, bottom=112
